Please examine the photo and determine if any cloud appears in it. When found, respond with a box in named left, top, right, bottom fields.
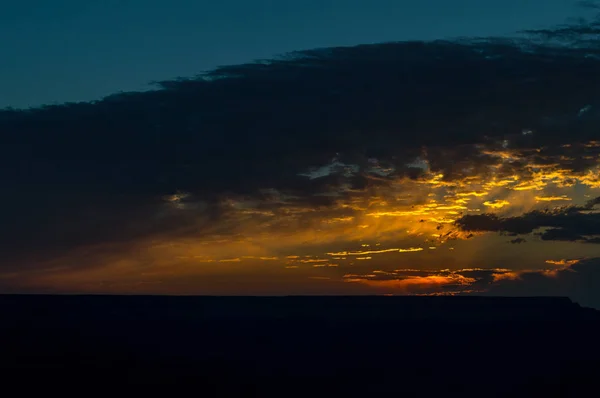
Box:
left=456, top=196, right=600, bottom=243
left=3, top=31, right=600, bottom=203
left=342, top=268, right=508, bottom=295
left=339, top=259, right=600, bottom=309
left=1, top=11, right=600, bottom=293
left=485, top=258, right=600, bottom=309
left=522, top=2, right=600, bottom=47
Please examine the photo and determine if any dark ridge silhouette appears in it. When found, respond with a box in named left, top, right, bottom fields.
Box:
left=0, top=294, right=595, bottom=321
left=1, top=295, right=599, bottom=396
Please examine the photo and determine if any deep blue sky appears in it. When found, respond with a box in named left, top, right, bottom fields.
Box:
left=0, top=0, right=590, bottom=108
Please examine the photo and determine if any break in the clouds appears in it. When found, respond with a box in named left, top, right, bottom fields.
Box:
left=1, top=8, right=600, bottom=306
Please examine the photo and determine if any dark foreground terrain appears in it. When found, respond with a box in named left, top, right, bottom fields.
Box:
left=1, top=295, right=599, bottom=396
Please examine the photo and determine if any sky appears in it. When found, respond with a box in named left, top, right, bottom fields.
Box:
left=0, top=0, right=594, bottom=109
left=1, top=1, right=600, bottom=308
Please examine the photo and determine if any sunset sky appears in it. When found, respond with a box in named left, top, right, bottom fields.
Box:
left=1, top=1, right=600, bottom=308
left=1, top=0, right=592, bottom=108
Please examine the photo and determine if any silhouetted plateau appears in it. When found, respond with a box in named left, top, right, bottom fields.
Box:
left=1, top=295, right=599, bottom=396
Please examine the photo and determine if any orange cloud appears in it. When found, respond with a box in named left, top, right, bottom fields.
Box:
left=5, top=139, right=599, bottom=296
left=344, top=274, right=476, bottom=293
left=545, top=259, right=581, bottom=266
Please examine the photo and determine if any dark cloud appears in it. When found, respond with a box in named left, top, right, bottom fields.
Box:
left=523, top=1, right=600, bottom=47
left=1, top=13, right=600, bottom=265
left=456, top=197, right=600, bottom=243
left=485, top=258, right=600, bottom=309
left=343, top=260, right=600, bottom=309
left=587, top=195, right=600, bottom=207
left=509, top=238, right=526, bottom=244
left=3, top=32, right=600, bottom=196
left=577, top=1, right=600, bottom=10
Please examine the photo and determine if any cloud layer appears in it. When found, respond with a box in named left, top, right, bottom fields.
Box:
left=1, top=10, right=600, bottom=304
